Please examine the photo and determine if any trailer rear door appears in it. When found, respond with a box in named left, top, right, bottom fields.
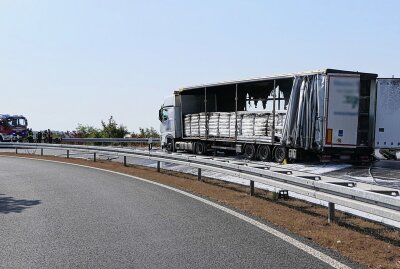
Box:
left=326, top=74, right=360, bottom=147
left=375, top=79, right=400, bottom=149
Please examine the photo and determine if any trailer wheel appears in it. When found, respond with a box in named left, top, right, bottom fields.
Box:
left=257, top=145, right=271, bottom=161
left=195, top=142, right=206, bottom=155
left=273, top=146, right=287, bottom=163
left=243, top=144, right=256, bottom=159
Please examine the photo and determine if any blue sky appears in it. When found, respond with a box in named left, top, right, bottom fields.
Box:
left=0, top=0, right=399, bottom=131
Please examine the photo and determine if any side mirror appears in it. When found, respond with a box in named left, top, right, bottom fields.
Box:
left=158, top=107, right=163, bottom=122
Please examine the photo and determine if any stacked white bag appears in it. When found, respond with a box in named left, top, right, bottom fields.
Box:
left=219, top=112, right=233, bottom=137
left=184, top=114, right=191, bottom=137
left=199, top=113, right=207, bottom=137
left=266, top=112, right=286, bottom=137
left=208, top=113, right=220, bottom=137
left=238, top=112, right=269, bottom=138
left=190, top=114, right=200, bottom=136
left=273, top=112, right=286, bottom=138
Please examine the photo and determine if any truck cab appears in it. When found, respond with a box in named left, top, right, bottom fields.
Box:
left=159, top=95, right=181, bottom=150
left=0, top=115, right=28, bottom=142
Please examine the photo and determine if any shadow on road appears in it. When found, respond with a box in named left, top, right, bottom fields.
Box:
left=0, top=194, right=41, bottom=214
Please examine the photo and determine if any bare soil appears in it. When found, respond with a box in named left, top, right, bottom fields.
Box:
left=2, top=152, right=400, bottom=269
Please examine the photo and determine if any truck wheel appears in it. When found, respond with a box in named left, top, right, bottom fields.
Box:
left=243, top=144, right=256, bottom=159
left=257, top=145, right=271, bottom=161
left=195, top=142, right=206, bottom=155
left=166, top=137, right=175, bottom=152
left=273, top=146, right=287, bottom=163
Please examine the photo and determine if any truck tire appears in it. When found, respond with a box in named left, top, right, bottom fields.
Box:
left=273, top=146, right=287, bottom=163
left=195, top=142, right=206, bottom=155
left=257, top=145, right=271, bottom=161
left=166, top=137, right=175, bottom=153
left=243, top=144, right=256, bottom=159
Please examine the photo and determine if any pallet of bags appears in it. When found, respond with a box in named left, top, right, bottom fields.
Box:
left=208, top=112, right=219, bottom=137
left=254, top=113, right=269, bottom=136
left=190, top=114, right=200, bottom=137
left=184, top=114, right=192, bottom=137
left=199, top=113, right=207, bottom=137
left=218, top=112, right=231, bottom=137
left=238, top=112, right=269, bottom=138
left=228, top=112, right=238, bottom=138
left=275, top=111, right=286, bottom=127
left=266, top=111, right=286, bottom=138
left=239, top=113, right=254, bottom=137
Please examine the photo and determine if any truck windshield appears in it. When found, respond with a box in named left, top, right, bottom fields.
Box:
left=7, top=118, right=27, bottom=127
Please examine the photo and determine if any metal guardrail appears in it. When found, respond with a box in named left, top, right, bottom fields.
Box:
left=1, top=142, right=400, bottom=225
left=61, top=137, right=160, bottom=144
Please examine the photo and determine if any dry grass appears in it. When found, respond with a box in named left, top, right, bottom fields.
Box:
left=2, top=152, right=400, bottom=269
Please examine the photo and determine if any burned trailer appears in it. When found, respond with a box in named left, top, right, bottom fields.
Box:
left=159, top=69, right=377, bottom=162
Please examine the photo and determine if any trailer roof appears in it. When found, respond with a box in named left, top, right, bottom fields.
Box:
left=178, top=68, right=378, bottom=93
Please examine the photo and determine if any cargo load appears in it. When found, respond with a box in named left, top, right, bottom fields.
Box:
left=184, top=111, right=285, bottom=140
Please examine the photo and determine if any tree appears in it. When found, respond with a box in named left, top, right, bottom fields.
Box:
left=100, top=116, right=129, bottom=138
left=75, top=124, right=101, bottom=138
left=137, top=127, right=160, bottom=138
left=129, top=127, right=159, bottom=138
left=74, top=116, right=128, bottom=138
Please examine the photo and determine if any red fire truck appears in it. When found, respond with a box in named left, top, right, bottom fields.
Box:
left=0, top=114, right=28, bottom=142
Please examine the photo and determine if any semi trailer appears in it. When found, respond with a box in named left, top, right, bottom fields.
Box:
left=374, top=78, right=400, bottom=159
left=159, top=69, right=399, bottom=162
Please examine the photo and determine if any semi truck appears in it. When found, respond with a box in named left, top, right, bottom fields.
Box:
left=159, top=69, right=399, bottom=162
left=0, top=114, right=28, bottom=142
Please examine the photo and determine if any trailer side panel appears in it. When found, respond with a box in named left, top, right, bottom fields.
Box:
left=375, top=79, right=400, bottom=149
left=326, top=75, right=360, bottom=147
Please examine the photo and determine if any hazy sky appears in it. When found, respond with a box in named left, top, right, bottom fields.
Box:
left=1, top=0, right=399, bottom=131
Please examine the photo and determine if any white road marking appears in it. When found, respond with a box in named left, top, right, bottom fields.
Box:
left=1, top=155, right=352, bottom=269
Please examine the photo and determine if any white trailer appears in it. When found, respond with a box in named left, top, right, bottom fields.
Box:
left=373, top=78, right=400, bottom=159
left=159, top=69, right=396, bottom=162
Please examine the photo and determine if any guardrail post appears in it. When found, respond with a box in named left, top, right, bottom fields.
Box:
left=93, top=152, right=96, bottom=162
left=198, top=168, right=201, bottom=181
left=41, top=148, right=43, bottom=156
left=157, top=161, right=160, bottom=172
left=124, top=156, right=127, bottom=166
left=250, top=180, right=255, bottom=196
left=328, top=202, right=335, bottom=223
left=67, top=150, right=69, bottom=158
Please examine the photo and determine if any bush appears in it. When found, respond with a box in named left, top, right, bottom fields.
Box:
left=74, top=116, right=159, bottom=139
left=75, top=116, right=128, bottom=138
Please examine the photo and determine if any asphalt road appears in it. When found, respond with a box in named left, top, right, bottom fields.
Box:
left=0, top=157, right=355, bottom=268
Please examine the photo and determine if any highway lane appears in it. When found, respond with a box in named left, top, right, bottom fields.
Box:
left=0, top=157, right=356, bottom=268
left=2, top=147, right=400, bottom=190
